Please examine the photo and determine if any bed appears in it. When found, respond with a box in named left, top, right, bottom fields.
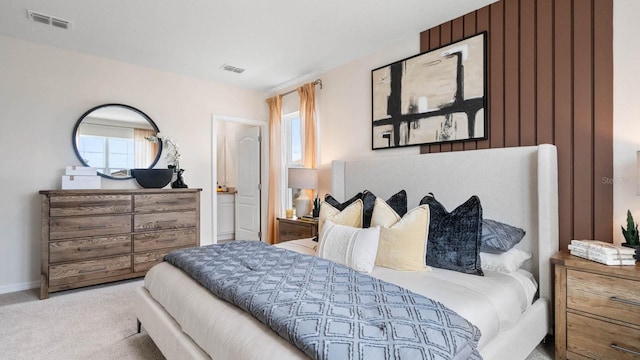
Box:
left=134, top=144, right=559, bottom=360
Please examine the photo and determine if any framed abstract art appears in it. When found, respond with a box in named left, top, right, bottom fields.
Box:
left=372, top=32, right=487, bottom=149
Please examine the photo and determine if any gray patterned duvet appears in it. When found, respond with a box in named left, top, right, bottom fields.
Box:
left=164, top=241, right=482, bottom=360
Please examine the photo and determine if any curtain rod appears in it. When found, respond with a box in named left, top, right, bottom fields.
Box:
left=280, top=79, right=323, bottom=97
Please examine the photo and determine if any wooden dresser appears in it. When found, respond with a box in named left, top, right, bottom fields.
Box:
left=40, top=188, right=201, bottom=299
left=552, top=251, right=640, bottom=359
left=277, top=217, right=318, bottom=243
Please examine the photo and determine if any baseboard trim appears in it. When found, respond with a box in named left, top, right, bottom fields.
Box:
left=0, top=281, right=39, bottom=295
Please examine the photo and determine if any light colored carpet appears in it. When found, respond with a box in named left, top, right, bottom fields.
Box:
left=0, top=280, right=553, bottom=359
left=0, top=279, right=164, bottom=360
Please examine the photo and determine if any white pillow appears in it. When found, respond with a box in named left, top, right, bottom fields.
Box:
left=480, top=248, right=532, bottom=273
left=317, top=220, right=380, bottom=273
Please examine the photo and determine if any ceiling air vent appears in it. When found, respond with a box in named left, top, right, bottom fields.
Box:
left=221, top=64, right=245, bottom=74
left=27, top=10, right=72, bottom=30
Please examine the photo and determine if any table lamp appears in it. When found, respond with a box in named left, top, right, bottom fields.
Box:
left=288, top=167, right=318, bottom=217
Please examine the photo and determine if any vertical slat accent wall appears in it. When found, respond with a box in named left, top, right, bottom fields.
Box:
left=419, top=0, right=613, bottom=250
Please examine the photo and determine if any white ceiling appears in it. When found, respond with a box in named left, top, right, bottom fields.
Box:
left=0, top=0, right=497, bottom=93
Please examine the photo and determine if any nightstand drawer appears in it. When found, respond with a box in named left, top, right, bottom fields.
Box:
left=278, top=218, right=317, bottom=242
left=567, top=269, right=640, bottom=325
left=567, top=312, right=640, bottom=359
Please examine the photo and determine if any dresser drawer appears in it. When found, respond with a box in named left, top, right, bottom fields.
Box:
left=134, top=193, right=197, bottom=213
left=133, top=228, right=197, bottom=252
left=49, top=255, right=131, bottom=287
left=50, top=214, right=131, bottom=240
left=134, top=211, right=197, bottom=232
left=567, top=312, right=640, bottom=359
left=133, top=250, right=173, bottom=273
left=49, top=195, right=131, bottom=217
left=567, top=269, right=640, bottom=325
left=50, top=235, right=131, bottom=263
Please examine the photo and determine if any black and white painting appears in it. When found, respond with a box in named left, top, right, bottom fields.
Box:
left=372, top=32, right=487, bottom=149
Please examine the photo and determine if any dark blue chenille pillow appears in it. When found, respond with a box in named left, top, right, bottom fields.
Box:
left=420, top=193, right=483, bottom=276
left=481, top=219, right=526, bottom=254
left=361, top=190, right=407, bottom=228
left=324, top=192, right=363, bottom=211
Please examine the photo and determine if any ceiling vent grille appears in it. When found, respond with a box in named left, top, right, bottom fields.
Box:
left=221, top=64, right=245, bottom=74
left=27, top=10, right=72, bottom=30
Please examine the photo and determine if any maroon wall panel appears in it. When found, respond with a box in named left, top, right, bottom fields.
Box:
left=418, top=0, right=614, bottom=250
left=592, top=0, right=614, bottom=242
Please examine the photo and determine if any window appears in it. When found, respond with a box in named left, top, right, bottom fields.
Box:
left=282, top=111, right=304, bottom=210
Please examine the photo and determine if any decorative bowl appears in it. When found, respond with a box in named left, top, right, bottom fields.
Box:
left=131, top=168, right=174, bottom=188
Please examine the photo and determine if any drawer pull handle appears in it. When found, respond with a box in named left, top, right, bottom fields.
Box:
left=609, top=296, right=640, bottom=307
left=611, top=344, right=640, bottom=356
left=78, top=246, right=107, bottom=252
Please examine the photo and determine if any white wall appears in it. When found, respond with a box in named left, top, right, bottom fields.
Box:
left=315, top=35, right=422, bottom=197
left=0, top=35, right=266, bottom=293
left=613, top=0, right=640, bottom=244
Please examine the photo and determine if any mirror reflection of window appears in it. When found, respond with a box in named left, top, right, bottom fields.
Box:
left=108, top=137, right=134, bottom=175
left=77, top=135, right=106, bottom=172
left=74, top=106, right=158, bottom=178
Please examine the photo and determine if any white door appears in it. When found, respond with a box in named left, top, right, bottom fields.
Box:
left=235, top=126, right=261, bottom=240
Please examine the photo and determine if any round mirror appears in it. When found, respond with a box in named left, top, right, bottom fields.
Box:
left=72, top=104, right=162, bottom=180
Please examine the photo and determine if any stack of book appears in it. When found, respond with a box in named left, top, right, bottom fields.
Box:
left=62, top=166, right=101, bottom=189
left=299, top=214, right=319, bottom=222
left=568, top=240, right=636, bottom=266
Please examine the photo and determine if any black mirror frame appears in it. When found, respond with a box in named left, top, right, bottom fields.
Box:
left=71, top=103, right=163, bottom=180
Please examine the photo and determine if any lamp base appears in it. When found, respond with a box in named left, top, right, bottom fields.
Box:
left=295, top=196, right=312, bottom=218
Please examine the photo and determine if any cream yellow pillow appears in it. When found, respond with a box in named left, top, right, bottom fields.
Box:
left=372, top=199, right=431, bottom=271
left=318, top=199, right=363, bottom=234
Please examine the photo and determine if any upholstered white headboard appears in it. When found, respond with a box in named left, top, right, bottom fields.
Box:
left=331, top=144, right=559, bottom=301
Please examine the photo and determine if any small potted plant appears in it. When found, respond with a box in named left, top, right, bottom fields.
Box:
left=312, top=196, right=321, bottom=218
left=621, top=210, right=640, bottom=261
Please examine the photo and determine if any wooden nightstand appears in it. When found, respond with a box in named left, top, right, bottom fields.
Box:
left=551, top=250, right=640, bottom=359
left=277, top=217, right=318, bottom=243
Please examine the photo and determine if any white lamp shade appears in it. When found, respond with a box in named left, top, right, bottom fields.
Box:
left=288, top=167, right=318, bottom=217
left=287, top=167, right=318, bottom=190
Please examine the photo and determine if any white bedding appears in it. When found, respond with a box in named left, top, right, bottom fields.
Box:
left=144, top=239, right=538, bottom=358
left=277, top=239, right=538, bottom=349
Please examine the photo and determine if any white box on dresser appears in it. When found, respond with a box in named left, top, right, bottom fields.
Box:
left=65, top=165, right=98, bottom=176
left=61, top=175, right=101, bottom=189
